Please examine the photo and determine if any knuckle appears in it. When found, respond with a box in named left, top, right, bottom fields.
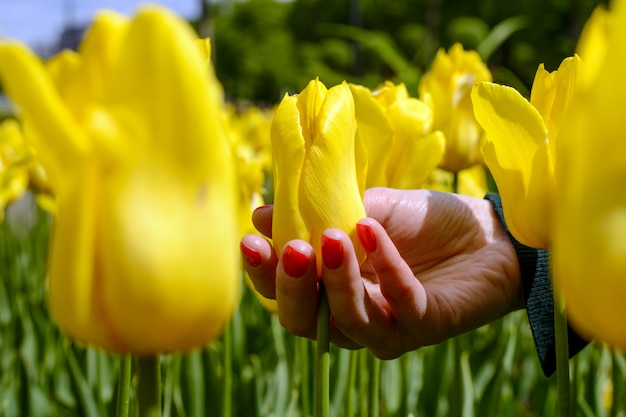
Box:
left=331, top=314, right=369, bottom=337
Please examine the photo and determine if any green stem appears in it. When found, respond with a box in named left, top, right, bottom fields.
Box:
left=450, top=174, right=462, bottom=417
left=222, top=323, right=233, bottom=417
left=315, top=283, right=330, bottom=417
left=451, top=337, right=462, bottom=417
left=610, top=348, right=623, bottom=417
left=115, top=355, right=132, bottom=417
left=137, top=355, right=161, bottom=417
left=368, top=354, right=381, bottom=417
left=186, top=351, right=206, bottom=417
left=359, top=350, right=368, bottom=417
left=346, top=350, right=358, bottom=417
left=554, top=299, right=571, bottom=417
left=297, top=336, right=312, bottom=416
left=452, top=171, right=459, bottom=194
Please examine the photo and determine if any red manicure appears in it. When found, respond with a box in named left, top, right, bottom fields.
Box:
left=253, top=204, right=272, bottom=214
left=240, top=241, right=262, bottom=267
left=322, top=234, right=344, bottom=269
left=283, top=245, right=309, bottom=278
left=357, top=223, right=377, bottom=252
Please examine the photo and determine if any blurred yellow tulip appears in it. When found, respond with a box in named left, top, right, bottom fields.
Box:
left=471, top=55, right=581, bottom=249
left=0, top=118, right=56, bottom=217
left=553, top=0, right=626, bottom=348
left=424, top=165, right=489, bottom=198
left=271, top=78, right=366, bottom=269
left=0, top=118, right=54, bottom=218
left=0, top=7, right=241, bottom=353
left=350, top=81, right=444, bottom=189
left=227, top=105, right=273, bottom=235
left=226, top=105, right=277, bottom=313
left=419, top=43, right=492, bottom=173
left=0, top=119, right=30, bottom=221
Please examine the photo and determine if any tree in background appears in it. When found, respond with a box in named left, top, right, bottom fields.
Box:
left=199, top=0, right=607, bottom=104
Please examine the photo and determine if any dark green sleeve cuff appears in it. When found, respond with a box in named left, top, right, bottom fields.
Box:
left=484, top=193, right=588, bottom=376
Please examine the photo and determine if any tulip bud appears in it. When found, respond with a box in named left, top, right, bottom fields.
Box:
left=271, top=79, right=366, bottom=268
left=419, top=43, right=492, bottom=173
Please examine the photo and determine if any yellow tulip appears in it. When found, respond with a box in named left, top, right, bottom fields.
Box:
left=471, top=55, right=580, bottom=249
left=419, top=43, right=492, bottom=173
left=271, top=78, right=366, bottom=268
left=553, top=0, right=626, bottom=348
left=226, top=105, right=273, bottom=236
left=0, top=119, right=55, bottom=218
left=424, top=165, right=489, bottom=198
left=575, top=5, right=610, bottom=89
left=226, top=105, right=277, bottom=313
left=350, top=81, right=444, bottom=189
left=0, top=7, right=241, bottom=353
left=0, top=119, right=31, bottom=221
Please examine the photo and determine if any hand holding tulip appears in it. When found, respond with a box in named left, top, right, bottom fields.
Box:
left=241, top=187, right=522, bottom=359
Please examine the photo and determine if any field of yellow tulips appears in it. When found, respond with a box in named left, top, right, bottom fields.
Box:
left=1, top=1, right=626, bottom=416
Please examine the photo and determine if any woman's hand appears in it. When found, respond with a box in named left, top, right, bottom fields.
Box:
left=240, top=188, right=522, bottom=359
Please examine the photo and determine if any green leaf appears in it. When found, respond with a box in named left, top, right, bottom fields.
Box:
left=64, top=342, right=99, bottom=417
left=477, top=16, right=530, bottom=61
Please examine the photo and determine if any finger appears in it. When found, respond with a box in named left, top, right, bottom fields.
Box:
left=320, top=229, right=392, bottom=350
left=275, top=240, right=319, bottom=339
left=251, top=204, right=273, bottom=238
left=240, top=234, right=278, bottom=299
left=356, top=218, right=428, bottom=325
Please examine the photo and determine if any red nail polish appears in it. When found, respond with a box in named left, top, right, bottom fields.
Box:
left=322, top=235, right=343, bottom=269
left=240, top=241, right=262, bottom=267
left=357, top=223, right=377, bottom=252
left=283, top=245, right=309, bottom=278
left=253, top=204, right=272, bottom=214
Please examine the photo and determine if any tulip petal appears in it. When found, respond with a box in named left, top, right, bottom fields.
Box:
left=47, top=164, right=115, bottom=348
left=530, top=56, right=580, bottom=146
left=300, top=82, right=366, bottom=265
left=271, top=94, right=310, bottom=255
left=389, top=131, right=445, bottom=189
left=0, top=43, right=88, bottom=184
left=472, top=82, right=553, bottom=248
left=386, top=98, right=435, bottom=185
left=349, top=83, right=393, bottom=187
left=47, top=11, right=129, bottom=125
left=99, top=166, right=240, bottom=353
left=96, top=6, right=227, bottom=174
left=576, top=6, right=610, bottom=88
left=554, top=0, right=626, bottom=348
left=297, top=78, right=327, bottom=146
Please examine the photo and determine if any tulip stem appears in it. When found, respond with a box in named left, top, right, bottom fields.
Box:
left=368, top=353, right=381, bottom=417
left=315, top=283, right=330, bottom=417
left=346, top=350, right=358, bottom=417
left=137, top=355, right=162, bottom=417
left=554, top=299, right=571, bottom=417
left=222, top=322, right=233, bottom=417
left=115, top=355, right=132, bottom=417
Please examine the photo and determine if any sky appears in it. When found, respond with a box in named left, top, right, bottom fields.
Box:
left=0, top=0, right=200, bottom=48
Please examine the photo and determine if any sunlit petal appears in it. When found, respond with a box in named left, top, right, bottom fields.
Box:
left=472, top=82, right=553, bottom=248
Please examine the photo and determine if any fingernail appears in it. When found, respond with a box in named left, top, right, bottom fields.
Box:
left=283, top=245, right=309, bottom=278
left=240, top=241, right=262, bottom=267
left=253, top=204, right=272, bottom=214
left=357, top=223, right=377, bottom=252
left=322, top=234, right=343, bottom=270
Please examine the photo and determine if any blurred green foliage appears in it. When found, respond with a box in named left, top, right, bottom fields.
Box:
left=203, top=0, right=607, bottom=103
